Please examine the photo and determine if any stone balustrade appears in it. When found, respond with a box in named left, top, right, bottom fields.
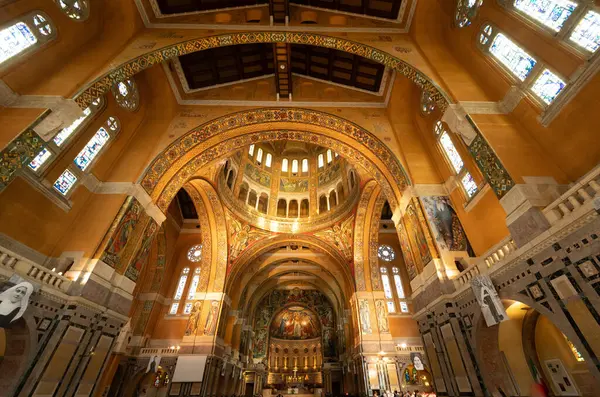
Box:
left=543, top=164, right=600, bottom=225
left=0, top=246, right=71, bottom=292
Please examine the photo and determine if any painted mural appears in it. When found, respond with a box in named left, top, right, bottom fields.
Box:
left=125, top=220, right=158, bottom=282
left=270, top=306, right=320, bottom=340
left=396, top=220, right=418, bottom=280
left=244, top=163, right=271, bottom=187
left=404, top=200, right=433, bottom=269
left=100, top=197, right=143, bottom=268
left=252, top=288, right=336, bottom=359
left=318, top=162, right=341, bottom=186
left=421, top=196, right=474, bottom=254
left=279, top=177, right=308, bottom=192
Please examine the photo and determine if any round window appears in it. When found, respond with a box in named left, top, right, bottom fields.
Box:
left=378, top=245, right=395, bottom=262
left=187, top=244, right=203, bottom=262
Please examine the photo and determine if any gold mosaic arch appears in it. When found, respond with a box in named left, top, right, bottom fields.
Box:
left=226, top=234, right=352, bottom=292
left=73, top=32, right=451, bottom=111
left=140, top=108, right=409, bottom=213
left=353, top=180, right=379, bottom=291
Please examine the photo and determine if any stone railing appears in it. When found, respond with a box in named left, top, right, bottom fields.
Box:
left=543, top=165, right=600, bottom=226
left=453, top=237, right=516, bottom=289
left=0, top=246, right=72, bottom=292
left=139, top=347, right=180, bottom=356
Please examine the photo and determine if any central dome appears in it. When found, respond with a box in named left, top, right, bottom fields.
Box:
left=219, top=141, right=359, bottom=232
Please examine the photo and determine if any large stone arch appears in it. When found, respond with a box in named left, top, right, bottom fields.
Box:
left=139, top=109, right=411, bottom=213
left=73, top=32, right=451, bottom=111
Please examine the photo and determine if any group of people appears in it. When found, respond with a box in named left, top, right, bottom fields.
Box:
left=372, top=391, right=424, bottom=397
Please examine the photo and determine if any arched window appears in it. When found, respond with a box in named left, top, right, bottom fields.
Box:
left=434, top=121, right=478, bottom=199
left=380, top=267, right=395, bottom=313
left=0, top=12, right=56, bottom=66
left=318, top=154, right=324, bottom=168
left=248, top=144, right=255, bottom=157
left=570, top=10, right=600, bottom=53
left=282, top=158, right=288, bottom=172
left=55, top=0, right=90, bottom=21
left=256, top=148, right=263, bottom=165
left=392, top=267, right=405, bottom=299
left=265, top=153, right=272, bottom=168
left=478, top=24, right=567, bottom=105
left=291, top=159, right=299, bottom=174
left=510, top=0, right=577, bottom=32
left=455, top=0, right=483, bottom=28
left=326, top=149, right=333, bottom=164
left=28, top=97, right=104, bottom=173
left=112, top=79, right=140, bottom=111
left=302, top=158, right=309, bottom=174
left=184, top=267, right=201, bottom=314
left=420, top=90, right=436, bottom=115
left=170, top=267, right=190, bottom=314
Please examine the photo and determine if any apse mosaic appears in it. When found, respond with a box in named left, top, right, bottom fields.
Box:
left=252, top=288, right=336, bottom=359
left=270, top=306, right=320, bottom=340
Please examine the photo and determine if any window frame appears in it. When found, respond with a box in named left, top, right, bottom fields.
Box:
left=455, top=0, right=484, bottom=28
left=0, top=12, right=57, bottom=71
left=54, top=0, right=90, bottom=22
left=112, top=78, right=140, bottom=112
left=170, top=267, right=191, bottom=315
left=477, top=22, right=568, bottom=108
left=379, top=260, right=410, bottom=315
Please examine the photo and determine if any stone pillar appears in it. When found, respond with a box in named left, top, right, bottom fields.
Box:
left=268, top=156, right=283, bottom=216
left=309, top=157, right=319, bottom=216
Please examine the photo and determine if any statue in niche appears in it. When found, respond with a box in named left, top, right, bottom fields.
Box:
left=184, top=301, right=203, bottom=336
left=359, top=299, right=371, bottom=334
left=375, top=300, right=389, bottom=333
left=204, top=301, right=219, bottom=336
left=471, top=275, right=507, bottom=327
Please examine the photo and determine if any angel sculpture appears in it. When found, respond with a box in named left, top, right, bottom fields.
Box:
left=228, top=217, right=268, bottom=261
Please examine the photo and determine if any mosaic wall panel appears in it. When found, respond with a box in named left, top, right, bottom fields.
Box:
left=404, top=198, right=437, bottom=270
left=252, top=288, right=336, bottom=359
left=99, top=197, right=143, bottom=268
left=318, top=161, right=341, bottom=186
left=279, top=177, right=308, bottom=192
left=244, top=163, right=271, bottom=187
left=149, top=226, right=167, bottom=293
left=353, top=181, right=378, bottom=291
left=370, top=194, right=386, bottom=291
left=0, top=129, right=45, bottom=191
left=467, top=132, right=515, bottom=199
left=125, top=219, right=158, bottom=282
left=183, top=184, right=211, bottom=292
left=397, top=218, right=418, bottom=281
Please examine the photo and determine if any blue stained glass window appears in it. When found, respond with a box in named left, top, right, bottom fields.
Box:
left=53, top=107, right=92, bottom=146
left=531, top=69, right=566, bottom=104
left=489, top=33, right=537, bottom=81
left=73, top=127, right=110, bottom=171
left=439, top=132, right=464, bottom=174
left=0, top=22, right=37, bottom=65
left=570, top=10, right=600, bottom=53
left=54, top=169, right=77, bottom=195
left=461, top=172, right=478, bottom=197
left=514, top=0, right=577, bottom=32
left=28, top=147, right=52, bottom=171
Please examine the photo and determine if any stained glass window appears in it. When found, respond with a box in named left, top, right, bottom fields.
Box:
left=282, top=158, right=288, bottom=172
left=420, top=91, right=435, bottom=115
left=0, top=22, right=37, bottom=65
left=399, top=302, right=409, bottom=313
left=187, top=268, right=201, bottom=300
left=183, top=302, right=193, bottom=315
left=265, top=153, right=272, bottom=168
left=461, top=172, right=478, bottom=197
left=107, top=116, right=119, bottom=131
left=256, top=148, right=263, bottom=164
left=434, top=121, right=444, bottom=136
left=187, top=244, right=203, bottom=262
left=392, top=267, right=406, bottom=299
left=169, top=302, right=179, bottom=315
left=53, top=169, right=77, bottom=195
left=386, top=301, right=396, bottom=313
left=489, top=33, right=537, bottom=81
left=173, top=268, right=190, bottom=301
left=569, top=10, right=600, bottom=53
left=531, top=69, right=566, bottom=104
left=480, top=24, right=493, bottom=45
left=292, top=159, right=299, bottom=174
left=378, top=245, right=395, bottom=262
left=514, top=0, right=577, bottom=32
left=112, top=79, right=139, bottom=111
left=380, top=269, right=394, bottom=299
left=33, top=14, right=52, bottom=36
left=439, top=132, right=464, bottom=173
left=455, top=0, right=484, bottom=28
left=326, top=149, right=333, bottom=163
left=73, top=127, right=110, bottom=171
left=28, top=148, right=52, bottom=171
left=302, top=159, right=309, bottom=173
left=318, top=154, right=324, bottom=168
left=563, top=334, right=585, bottom=362
left=53, top=107, right=92, bottom=146
left=57, top=0, right=89, bottom=20
left=248, top=144, right=255, bottom=156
